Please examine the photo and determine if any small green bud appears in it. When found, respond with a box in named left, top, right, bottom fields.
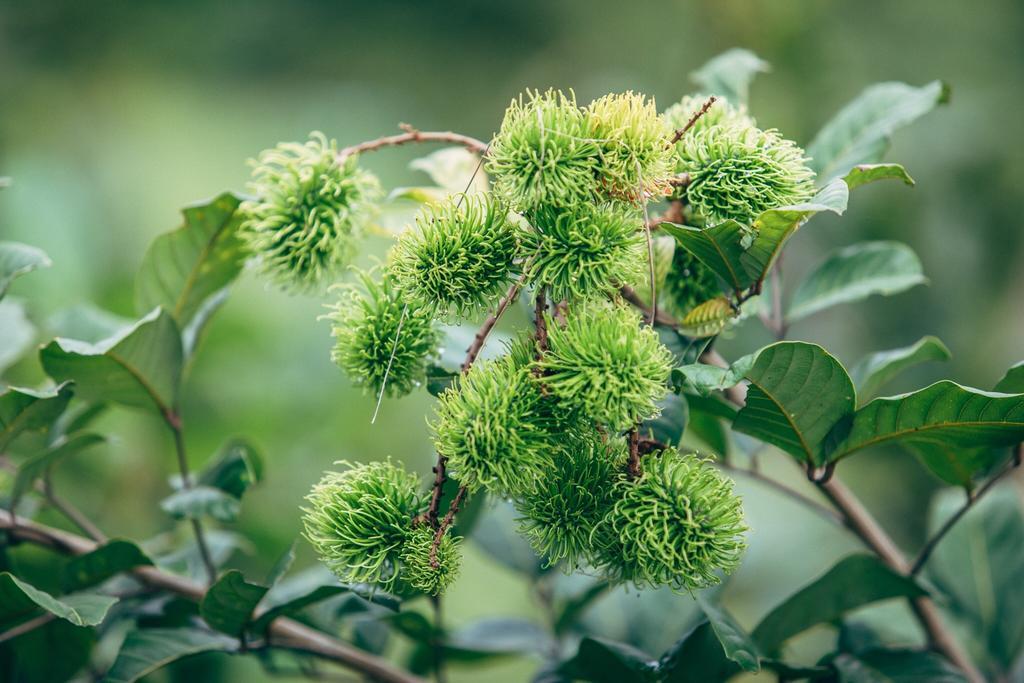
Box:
left=487, top=89, right=601, bottom=212
left=678, top=123, right=815, bottom=226
left=325, top=270, right=440, bottom=398
left=597, top=449, right=747, bottom=591
left=535, top=304, right=673, bottom=432
left=242, top=132, right=381, bottom=291
left=389, top=193, right=519, bottom=318
left=302, top=460, right=424, bottom=588
left=523, top=203, right=647, bottom=302
left=399, top=525, right=462, bottom=596
left=586, top=91, right=675, bottom=201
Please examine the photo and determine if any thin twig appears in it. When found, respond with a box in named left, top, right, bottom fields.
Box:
left=338, top=127, right=488, bottom=161
left=627, top=428, right=642, bottom=479
left=717, top=462, right=843, bottom=526
left=42, top=474, right=107, bottom=543
left=911, top=448, right=1022, bottom=576
left=461, top=281, right=521, bottom=372
left=0, top=612, right=55, bottom=644
left=167, top=414, right=217, bottom=586
left=430, top=485, right=467, bottom=568
left=667, top=96, right=717, bottom=146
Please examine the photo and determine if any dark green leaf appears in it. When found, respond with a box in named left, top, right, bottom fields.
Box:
left=644, top=394, right=688, bottom=447
left=559, top=636, right=659, bottom=683
left=660, top=220, right=749, bottom=293
left=690, top=48, right=769, bottom=105
left=788, top=241, right=927, bottom=322
left=907, top=441, right=997, bottom=490
left=751, top=554, right=927, bottom=654
left=384, top=611, right=437, bottom=643
left=446, top=617, right=551, bottom=654
left=826, top=381, right=1024, bottom=464
left=682, top=394, right=733, bottom=456
left=554, top=580, right=610, bottom=636
left=198, top=438, right=263, bottom=498
left=850, top=336, right=951, bottom=403
left=833, top=648, right=968, bottom=682
left=994, top=361, right=1024, bottom=393
left=135, top=192, right=247, bottom=336
left=807, top=81, right=949, bottom=182
left=200, top=570, right=269, bottom=636
left=264, top=542, right=296, bottom=587
left=426, top=364, right=459, bottom=397
left=0, top=572, right=117, bottom=627
left=696, top=595, right=760, bottom=672
left=0, top=383, right=73, bottom=452
left=251, top=585, right=350, bottom=634
left=104, top=627, right=237, bottom=683
left=0, top=241, right=51, bottom=300
left=40, top=308, right=183, bottom=415
left=659, top=621, right=739, bottom=683
left=62, top=540, right=153, bottom=592
left=842, top=163, right=916, bottom=190
left=734, top=342, right=856, bottom=466
left=11, top=432, right=105, bottom=509
left=0, top=299, right=35, bottom=372
left=161, top=485, right=241, bottom=522
left=927, top=486, right=1024, bottom=674
left=471, top=499, right=545, bottom=576
left=0, top=619, right=94, bottom=683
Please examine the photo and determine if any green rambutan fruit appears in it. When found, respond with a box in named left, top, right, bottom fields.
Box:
left=486, top=89, right=601, bottom=212
left=677, top=123, right=815, bottom=226
left=515, top=434, right=627, bottom=568
left=325, top=270, right=440, bottom=398
left=431, top=355, right=550, bottom=496
left=585, top=92, right=675, bottom=201
left=597, top=449, right=747, bottom=591
left=523, top=203, right=647, bottom=302
left=399, top=525, right=462, bottom=596
left=388, top=193, right=520, bottom=318
left=242, top=132, right=381, bottom=291
left=535, top=304, right=673, bottom=432
left=662, top=244, right=721, bottom=318
left=663, top=93, right=755, bottom=138
left=302, top=460, right=424, bottom=588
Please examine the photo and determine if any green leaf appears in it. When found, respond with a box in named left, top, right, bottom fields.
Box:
left=751, top=554, right=927, bottom=654
left=927, top=487, right=1024, bottom=674
left=788, top=241, right=927, bottom=322
left=0, top=383, right=73, bottom=452
left=994, top=361, right=1024, bottom=393
left=554, top=580, right=611, bottom=636
left=690, top=48, right=770, bottom=105
left=833, top=648, right=968, bottom=682
left=161, top=485, right=240, bottom=523
left=47, top=304, right=132, bottom=344
left=696, top=595, right=761, bottom=672
left=678, top=296, right=735, bottom=338
left=103, top=627, right=237, bottom=683
left=734, top=342, right=856, bottom=466
left=659, top=621, right=739, bottom=683
left=40, top=308, right=183, bottom=415
left=197, top=438, right=263, bottom=499
left=264, top=542, right=296, bottom=587
left=660, top=220, right=749, bottom=294
left=0, top=572, right=118, bottom=627
left=644, top=394, right=688, bottom=447
left=445, top=617, right=551, bottom=655
left=11, top=432, right=105, bottom=508
left=0, top=299, right=35, bottom=373
left=251, top=585, right=350, bottom=634
left=672, top=352, right=755, bottom=397
left=842, top=163, right=916, bottom=190
left=471, top=499, right=546, bottom=576
left=409, top=147, right=489, bottom=194
left=682, top=394, right=734, bottom=456
left=426, top=364, right=459, bottom=398
left=199, top=570, right=268, bottom=637
left=908, top=442, right=997, bottom=490
left=0, top=241, right=51, bottom=300
left=826, top=381, right=1024, bottom=463
left=807, top=81, right=949, bottom=182
left=850, top=336, right=952, bottom=403
left=559, top=636, right=659, bottom=683
left=0, top=619, right=95, bottom=683
left=62, top=540, right=153, bottom=592
left=135, top=192, right=247, bottom=336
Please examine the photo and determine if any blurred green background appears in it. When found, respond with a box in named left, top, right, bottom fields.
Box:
left=2, top=1, right=1023, bottom=680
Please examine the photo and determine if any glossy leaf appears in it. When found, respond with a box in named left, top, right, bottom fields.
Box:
left=788, top=241, right=926, bottom=322
left=807, top=80, right=949, bottom=182
left=161, top=485, right=240, bottom=522
left=659, top=621, right=739, bottom=683
left=751, top=554, right=927, bottom=654
left=559, top=636, right=659, bottom=683
left=0, top=383, right=73, bottom=452
left=40, top=308, right=183, bottom=415
left=62, top=539, right=153, bottom=592
left=0, top=572, right=117, bottom=627
left=733, top=342, right=856, bottom=466
left=994, top=361, right=1024, bottom=393
left=198, top=438, right=263, bottom=499
left=135, top=192, right=247, bottom=334
left=833, top=648, right=968, bottom=682
left=690, top=48, right=769, bottom=105
left=672, top=353, right=754, bottom=397
left=908, top=441, right=997, bottom=490
left=826, top=381, right=1024, bottom=463
left=11, top=432, right=105, bottom=508
left=927, top=487, right=1024, bottom=675
left=104, top=627, right=237, bottom=683
left=0, top=299, right=35, bottom=372
left=850, top=336, right=951, bottom=403
left=696, top=596, right=761, bottom=672
left=200, top=570, right=268, bottom=636
left=842, top=163, right=915, bottom=190
left=0, top=241, right=51, bottom=300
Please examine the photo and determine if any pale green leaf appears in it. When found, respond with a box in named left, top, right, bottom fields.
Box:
left=104, top=627, right=237, bottom=683
left=678, top=296, right=735, bottom=338
left=850, top=336, right=951, bottom=402
left=0, top=298, right=35, bottom=372
left=47, top=303, right=132, bottom=344
left=690, top=48, right=770, bottom=105
left=40, top=308, right=183, bottom=415
left=808, top=81, right=949, bottom=182
left=788, top=241, right=926, bottom=322
left=161, top=485, right=241, bottom=522
left=0, top=241, right=51, bottom=300
left=0, top=572, right=118, bottom=627
left=409, top=146, right=489, bottom=194
left=672, top=352, right=755, bottom=397
left=842, top=163, right=915, bottom=190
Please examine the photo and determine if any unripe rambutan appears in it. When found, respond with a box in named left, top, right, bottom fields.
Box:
left=302, top=460, right=424, bottom=588
left=399, top=525, right=462, bottom=596
left=242, top=132, right=381, bottom=291
left=663, top=93, right=755, bottom=138
left=389, top=193, right=519, bottom=318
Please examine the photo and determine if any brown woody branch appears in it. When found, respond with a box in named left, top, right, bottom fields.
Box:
left=338, top=125, right=488, bottom=160
left=667, top=96, right=717, bottom=146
